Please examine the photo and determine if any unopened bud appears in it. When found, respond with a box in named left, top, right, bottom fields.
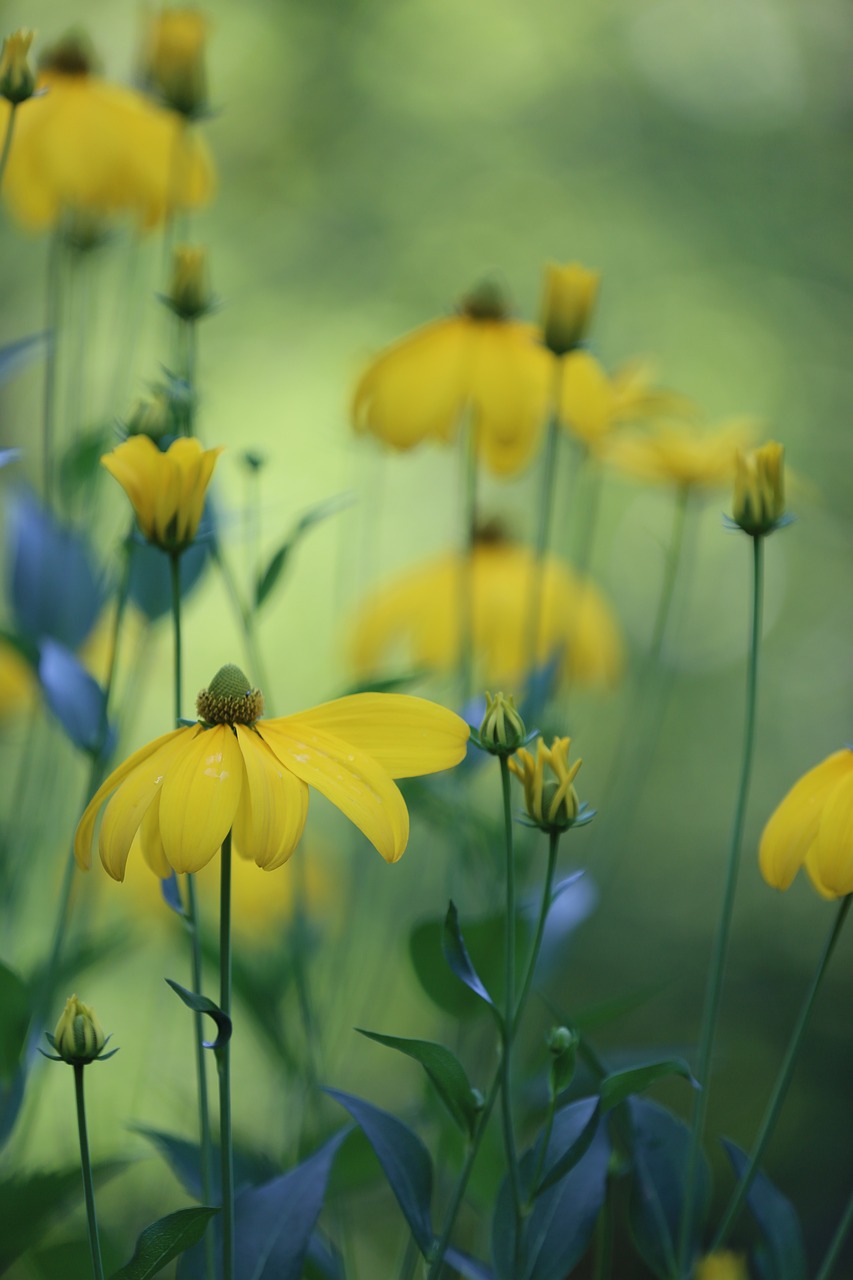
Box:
left=479, top=691, right=526, bottom=755
left=166, top=245, right=213, bottom=322
left=52, top=995, right=106, bottom=1065
left=547, top=1024, right=578, bottom=1093
left=142, top=8, right=209, bottom=118
left=126, top=390, right=172, bottom=441
left=732, top=441, right=786, bottom=537
left=0, top=30, right=35, bottom=105
left=541, top=262, right=599, bottom=356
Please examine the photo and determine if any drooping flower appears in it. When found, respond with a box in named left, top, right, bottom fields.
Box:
left=1, top=36, right=214, bottom=231
left=351, top=282, right=552, bottom=476
left=606, top=418, right=752, bottom=490
left=731, top=440, right=786, bottom=536
left=508, top=736, right=586, bottom=834
left=349, top=534, right=623, bottom=691
left=75, top=664, right=470, bottom=879
left=101, top=435, right=222, bottom=554
left=540, top=261, right=599, bottom=357
left=141, top=7, right=210, bottom=118
left=559, top=351, right=692, bottom=454
left=759, top=749, right=853, bottom=898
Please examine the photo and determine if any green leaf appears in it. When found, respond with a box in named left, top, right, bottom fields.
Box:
left=59, top=425, right=116, bottom=507
left=533, top=1097, right=601, bottom=1197
left=411, top=907, right=531, bottom=1019
left=599, top=1058, right=698, bottom=1112
left=0, top=962, right=30, bottom=1084
left=254, top=493, right=354, bottom=610
left=357, top=1030, right=482, bottom=1137
left=722, top=1140, right=807, bottom=1280
left=132, top=1127, right=277, bottom=1200
left=110, top=1208, right=219, bottom=1280
left=442, top=902, right=500, bottom=1021
left=0, top=1163, right=125, bottom=1272
left=164, top=979, right=231, bottom=1050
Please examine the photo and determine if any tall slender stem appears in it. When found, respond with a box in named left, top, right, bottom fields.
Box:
left=648, top=484, right=690, bottom=668
left=815, top=1184, right=853, bottom=1280
left=525, top=362, right=565, bottom=687
left=217, top=831, right=235, bottom=1280
left=457, top=420, right=478, bottom=705
left=498, top=756, right=524, bottom=1243
left=0, top=103, right=17, bottom=193
left=676, top=534, right=765, bottom=1278
left=74, top=1064, right=105, bottom=1280
left=713, top=893, right=851, bottom=1249
left=513, top=829, right=560, bottom=1036
left=43, top=230, right=62, bottom=507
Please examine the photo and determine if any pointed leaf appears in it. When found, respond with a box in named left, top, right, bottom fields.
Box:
left=442, top=902, right=501, bottom=1022
left=722, top=1140, right=807, bottom=1280
left=325, top=1088, right=434, bottom=1255
left=255, top=493, right=354, bottom=611
left=38, top=640, right=109, bottom=753
left=445, top=1248, right=493, bottom=1279
left=0, top=1163, right=125, bottom=1271
left=533, top=1096, right=601, bottom=1196
left=132, top=1127, right=277, bottom=1201
left=411, top=908, right=529, bottom=1019
left=164, top=980, right=231, bottom=1050
left=600, top=1058, right=698, bottom=1112
left=357, top=1029, right=482, bottom=1137
left=0, top=962, right=30, bottom=1084
left=109, top=1207, right=219, bottom=1280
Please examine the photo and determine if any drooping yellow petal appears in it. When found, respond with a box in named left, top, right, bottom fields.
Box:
left=470, top=322, right=551, bottom=475
left=137, top=788, right=172, bottom=878
left=158, top=724, right=243, bottom=873
left=758, top=750, right=853, bottom=891
left=811, top=766, right=853, bottom=897
left=285, top=694, right=469, bottom=779
left=98, top=731, right=191, bottom=880
left=233, top=725, right=309, bottom=869
left=257, top=720, right=409, bottom=862
left=75, top=727, right=188, bottom=869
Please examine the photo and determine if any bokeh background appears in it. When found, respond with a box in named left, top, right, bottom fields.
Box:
left=0, top=0, right=851, bottom=1275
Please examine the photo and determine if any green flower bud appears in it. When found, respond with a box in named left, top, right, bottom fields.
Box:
left=541, top=262, right=600, bottom=356
left=126, top=390, right=172, bottom=441
left=479, top=691, right=526, bottom=755
left=166, top=245, right=214, bottom=322
left=547, top=1024, right=578, bottom=1093
left=0, top=30, right=36, bottom=106
left=732, top=441, right=786, bottom=537
left=52, top=995, right=106, bottom=1065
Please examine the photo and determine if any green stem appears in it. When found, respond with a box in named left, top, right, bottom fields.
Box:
left=513, top=829, right=561, bottom=1037
left=712, top=893, right=852, bottom=1249
left=676, top=534, right=765, bottom=1278
left=170, top=553, right=183, bottom=721
left=217, top=831, right=235, bottom=1280
left=592, top=1180, right=614, bottom=1280
left=74, top=1064, right=105, bottom=1280
left=457, top=420, right=478, bottom=705
left=815, top=1183, right=853, bottom=1280
left=498, top=756, right=524, bottom=1243
left=0, top=103, right=17, bottom=193
left=527, top=1084, right=558, bottom=1208
left=43, top=230, right=62, bottom=508
left=648, top=485, right=690, bottom=668
left=525, top=411, right=560, bottom=681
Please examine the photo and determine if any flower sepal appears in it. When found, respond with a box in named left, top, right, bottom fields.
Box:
left=722, top=511, right=795, bottom=538
left=40, top=1032, right=119, bottom=1064
left=516, top=799, right=596, bottom=834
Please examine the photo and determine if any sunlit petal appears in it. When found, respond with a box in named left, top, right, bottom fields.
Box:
left=759, top=750, right=853, bottom=891
left=98, top=731, right=191, bottom=880
left=159, top=724, right=243, bottom=872
left=812, top=766, right=853, bottom=897
left=234, top=725, right=309, bottom=869
left=137, top=788, right=172, bottom=878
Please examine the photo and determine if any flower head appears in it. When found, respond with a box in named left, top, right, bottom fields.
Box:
left=165, top=244, right=213, bottom=320
left=0, top=30, right=35, bottom=105
left=352, top=282, right=552, bottom=476
left=559, top=352, right=693, bottom=453
left=101, top=435, right=222, bottom=553
left=509, top=736, right=586, bottom=834
left=51, top=995, right=107, bottom=1065
left=606, top=418, right=752, bottom=489
left=141, top=7, right=210, bottom=118
left=1, top=37, right=214, bottom=231
left=732, top=440, right=786, bottom=536
left=540, top=261, right=599, bottom=356
left=759, top=748, right=853, bottom=898
left=75, top=664, right=469, bottom=879
left=350, top=535, right=623, bottom=691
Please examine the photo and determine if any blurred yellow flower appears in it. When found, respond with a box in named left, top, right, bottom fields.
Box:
left=607, top=418, right=751, bottom=489
left=540, top=261, right=599, bottom=356
left=101, top=436, right=222, bottom=553
left=75, top=664, right=469, bottom=878
left=509, top=735, right=582, bottom=833
left=1, top=40, right=214, bottom=231
left=350, top=536, right=623, bottom=690
left=732, top=440, right=785, bottom=536
left=695, top=1252, right=749, bottom=1280
left=759, top=749, right=853, bottom=898
left=0, top=642, right=35, bottom=717
left=559, top=351, right=691, bottom=453
left=142, top=7, right=210, bottom=118
left=0, top=30, right=35, bottom=105
left=352, top=284, right=552, bottom=476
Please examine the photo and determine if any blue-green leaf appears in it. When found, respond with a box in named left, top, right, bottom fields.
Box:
left=722, top=1140, right=807, bottom=1280
left=532, top=1096, right=601, bottom=1197
left=600, top=1058, right=698, bottom=1112
left=357, top=1029, right=482, bottom=1137
left=0, top=962, right=30, bottom=1084
left=0, top=1163, right=125, bottom=1271
left=442, top=901, right=501, bottom=1022
left=255, top=493, right=354, bottom=610
left=132, top=1127, right=277, bottom=1201
left=410, top=908, right=529, bottom=1019
left=110, top=1208, right=218, bottom=1280
left=325, top=1089, right=434, bottom=1255
left=165, top=979, right=231, bottom=1050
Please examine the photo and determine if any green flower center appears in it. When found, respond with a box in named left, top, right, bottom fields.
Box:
left=459, top=280, right=510, bottom=322
left=196, top=663, right=264, bottom=725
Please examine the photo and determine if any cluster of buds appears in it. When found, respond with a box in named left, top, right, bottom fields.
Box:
left=44, top=995, right=114, bottom=1066
left=540, top=261, right=600, bottom=357
left=731, top=441, right=788, bottom=538
left=0, top=29, right=35, bottom=106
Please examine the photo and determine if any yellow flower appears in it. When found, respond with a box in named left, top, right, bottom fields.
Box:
left=0, top=642, right=35, bottom=718
left=759, top=749, right=853, bottom=898
left=540, top=261, right=599, bottom=356
left=101, top=436, right=222, bottom=553
left=166, top=243, right=212, bottom=320
left=52, top=994, right=107, bottom=1065
left=351, top=283, right=552, bottom=476
left=559, top=351, right=692, bottom=453
left=606, top=418, right=752, bottom=489
left=75, top=664, right=470, bottom=879
left=141, top=7, right=210, bottom=118
left=732, top=441, right=785, bottom=536
left=350, top=536, right=623, bottom=690
left=0, top=30, right=35, bottom=105
left=509, top=736, right=583, bottom=833
left=695, top=1252, right=749, bottom=1280
left=1, top=40, right=215, bottom=231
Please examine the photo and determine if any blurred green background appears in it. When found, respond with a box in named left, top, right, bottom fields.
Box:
left=0, top=0, right=851, bottom=1275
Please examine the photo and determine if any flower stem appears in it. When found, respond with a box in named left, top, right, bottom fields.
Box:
left=815, top=1183, right=853, bottom=1280
left=0, top=103, right=17, bottom=193
left=712, top=893, right=852, bottom=1250
left=648, top=484, right=690, bottom=668
left=457, top=419, right=478, bottom=704
left=676, top=533, right=765, bottom=1278
left=513, top=829, right=561, bottom=1037
left=525, top=361, right=565, bottom=688
left=217, top=830, right=235, bottom=1280
left=43, top=229, right=62, bottom=508
left=498, top=756, right=524, bottom=1248
left=74, top=1064, right=105, bottom=1280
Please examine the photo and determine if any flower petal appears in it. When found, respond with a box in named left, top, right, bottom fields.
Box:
left=257, top=720, right=409, bottom=862
left=158, top=724, right=243, bottom=872
left=99, top=730, right=193, bottom=880
left=234, top=725, right=309, bottom=869
left=758, top=750, right=853, bottom=891
left=812, top=766, right=853, bottom=897
left=137, top=788, right=172, bottom=878
left=470, top=322, right=551, bottom=476
left=283, top=694, right=469, bottom=780
left=74, top=727, right=189, bottom=869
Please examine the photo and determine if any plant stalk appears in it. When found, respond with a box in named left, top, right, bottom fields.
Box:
left=217, top=831, right=235, bottom=1280
left=74, top=1064, right=105, bottom=1280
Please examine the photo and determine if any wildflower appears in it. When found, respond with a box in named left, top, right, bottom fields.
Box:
left=559, top=351, right=692, bottom=453
left=50, top=995, right=107, bottom=1065
left=606, top=418, right=751, bottom=489
left=509, top=736, right=586, bottom=834
left=478, top=691, right=526, bottom=755
left=0, top=30, right=35, bottom=105
left=101, top=436, right=222, bottom=553
left=164, top=243, right=213, bottom=321
left=540, top=261, right=599, bottom=357
left=350, top=534, right=623, bottom=691
left=759, top=749, right=853, bottom=898
left=141, top=7, right=209, bottom=118
left=0, top=641, right=35, bottom=718
left=351, top=281, right=552, bottom=476
left=695, top=1252, right=749, bottom=1280
left=75, top=664, right=469, bottom=878
left=1, top=35, right=214, bottom=231
left=731, top=441, right=786, bottom=536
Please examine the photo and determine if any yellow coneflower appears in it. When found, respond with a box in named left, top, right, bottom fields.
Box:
left=760, top=749, right=853, bottom=898
left=607, top=418, right=752, bottom=489
left=101, top=436, right=222, bottom=553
